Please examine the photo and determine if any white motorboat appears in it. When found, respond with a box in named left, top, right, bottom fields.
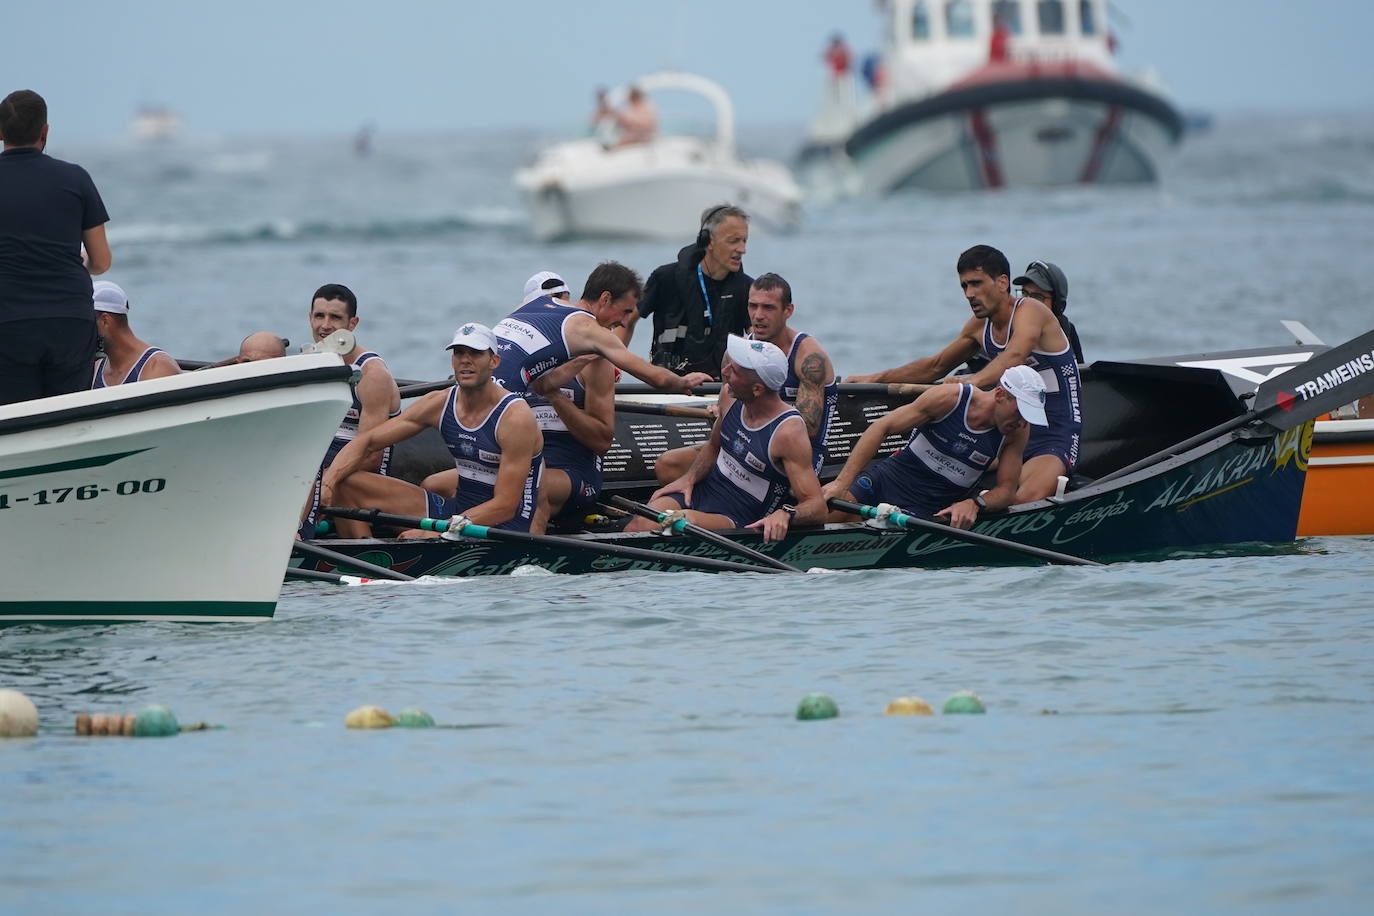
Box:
left=515, top=71, right=801, bottom=241
left=129, top=106, right=183, bottom=143
left=798, top=0, right=1183, bottom=196
left=0, top=354, right=352, bottom=624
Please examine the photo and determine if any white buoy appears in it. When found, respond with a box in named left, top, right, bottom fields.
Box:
left=0, top=689, right=39, bottom=737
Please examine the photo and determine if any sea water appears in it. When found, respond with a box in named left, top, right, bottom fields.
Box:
left=3, top=113, right=1374, bottom=913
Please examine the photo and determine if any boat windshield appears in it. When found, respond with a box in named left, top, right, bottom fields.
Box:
left=992, top=0, right=1023, bottom=34
left=911, top=0, right=931, bottom=40
left=1038, top=0, right=1066, bottom=35
left=1079, top=0, right=1097, bottom=35
left=945, top=0, right=975, bottom=38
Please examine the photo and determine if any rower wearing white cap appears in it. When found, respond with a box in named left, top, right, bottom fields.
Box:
left=821, top=365, right=1047, bottom=530
left=521, top=270, right=571, bottom=304
left=626, top=335, right=826, bottom=543
left=323, top=322, right=544, bottom=536
left=89, top=280, right=180, bottom=387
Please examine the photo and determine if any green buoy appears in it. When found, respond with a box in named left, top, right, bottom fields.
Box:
left=796, top=693, right=839, bottom=720
left=132, top=704, right=180, bottom=737
left=942, top=691, right=987, bottom=715
left=393, top=707, right=435, bottom=728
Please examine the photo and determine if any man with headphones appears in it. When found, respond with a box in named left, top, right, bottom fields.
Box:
left=619, top=203, right=753, bottom=380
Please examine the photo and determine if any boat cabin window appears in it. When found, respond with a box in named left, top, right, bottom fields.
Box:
left=945, top=0, right=976, bottom=38
left=1079, top=0, right=1097, bottom=35
left=992, top=1, right=1023, bottom=35
left=1037, top=0, right=1066, bottom=35
left=911, top=1, right=932, bottom=40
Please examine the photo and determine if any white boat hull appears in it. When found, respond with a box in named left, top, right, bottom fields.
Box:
left=521, top=163, right=801, bottom=241
left=803, top=89, right=1179, bottom=195
left=0, top=355, right=352, bottom=623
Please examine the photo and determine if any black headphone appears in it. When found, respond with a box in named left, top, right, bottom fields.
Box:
left=696, top=204, right=731, bottom=251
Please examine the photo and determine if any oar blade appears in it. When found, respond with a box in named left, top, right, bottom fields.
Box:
left=1252, top=327, right=1374, bottom=428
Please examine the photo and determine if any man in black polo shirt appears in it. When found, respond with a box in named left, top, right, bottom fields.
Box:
left=619, top=203, right=752, bottom=380
left=0, top=89, right=112, bottom=405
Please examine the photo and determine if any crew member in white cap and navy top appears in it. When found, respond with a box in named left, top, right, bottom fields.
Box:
left=626, top=335, right=826, bottom=543
left=521, top=270, right=571, bottom=304
left=323, top=322, right=544, bottom=537
left=822, top=365, right=1047, bottom=530
left=89, top=280, right=180, bottom=387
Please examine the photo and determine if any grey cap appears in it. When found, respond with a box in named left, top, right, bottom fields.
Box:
left=1013, top=260, right=1069, bottom=312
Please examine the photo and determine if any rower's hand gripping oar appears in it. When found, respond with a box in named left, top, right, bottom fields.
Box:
left=320, top=506, right=790, bottom=575
left=602, top=494, right=803, bottom=573
left=1095, top=326, right=1374, bottom=485
left=827, top=497, right=1103, bottom=568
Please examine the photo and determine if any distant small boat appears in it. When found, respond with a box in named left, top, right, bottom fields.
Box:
left=515, top=71, right=801, bottom=241
left=130, top=106, right=183, bottom=143
left=798, top=0, right=1183, bottom=196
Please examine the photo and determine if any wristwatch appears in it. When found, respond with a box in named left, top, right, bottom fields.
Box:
left=972, top=494, right=988, bottom=510
left=781, top=504, right=797, bottom=519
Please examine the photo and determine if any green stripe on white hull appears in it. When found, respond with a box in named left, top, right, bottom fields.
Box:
left=0, top=601, right=276, bottom=624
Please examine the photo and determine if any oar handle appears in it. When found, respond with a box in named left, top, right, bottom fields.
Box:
left=827, top=498, right=1103, bottom=568
left=613, top=401, right=715, bottom=420
left=603, top=495, right=802, bottom=573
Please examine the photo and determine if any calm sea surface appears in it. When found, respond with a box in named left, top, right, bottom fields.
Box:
left=4, top=113, right=1374, bottom=913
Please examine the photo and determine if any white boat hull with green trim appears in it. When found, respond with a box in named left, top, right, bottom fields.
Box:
left=0, top=354, right=353, bottom=624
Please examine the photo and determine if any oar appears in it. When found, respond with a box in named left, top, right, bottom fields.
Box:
left=602, top=494, right=803, bottom=573
left=291, top=539, right=416, bottom=581
left=611, top=381, right=932, bottom=399
left=1094, top=326, right=1374, bottom=485
left=284, top=566, right=374, bottom=586
left=827, top=498, right=1103, bottom=567
left=614, top=401, right=714, bottom=420
left=398, top=378, right=454, bottom=399
left=321, top=507, right=789, bottom=575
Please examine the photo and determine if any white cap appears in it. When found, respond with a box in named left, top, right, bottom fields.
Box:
left=92, top=280, right=130, bottom=314
left=446, top=322, right=498, bottom=353
left=999, top=365, right=1048, bottom=426
left=726, top=334, right=788, bottom=391
left=522, top=270, right=570, bottom=304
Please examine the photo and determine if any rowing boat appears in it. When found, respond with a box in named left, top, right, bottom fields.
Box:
left=301, top=328, right=1374, bottom=579
left=1, top=355, right=352, bottom=623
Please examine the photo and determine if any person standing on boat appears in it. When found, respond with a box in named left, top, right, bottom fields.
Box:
left=619, top=204, right=753, bottom=380
left=821, top=366, right=1046, bottom=530
left=626, top=336, right=826, bottom=543
left=322, top=323, right=543, bottom=536
left=88, top=281, right=180, bottom=387
left=652, top=272, right=838, bottom=484
left=486, top=261, right=712, bottom=532
left=299, top=283, right=401, bottom=536
left=612, top=85, right=658, bottom=148
left=0, top=89, right=112, bottom=405
left=845, top=244, right=1083, bottom=502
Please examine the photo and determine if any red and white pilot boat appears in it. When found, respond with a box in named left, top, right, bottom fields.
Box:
left=798, top=0, right=1183, bottom=196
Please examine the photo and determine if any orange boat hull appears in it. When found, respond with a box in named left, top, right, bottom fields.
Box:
left=1298, top=419, right=1374, bottom=536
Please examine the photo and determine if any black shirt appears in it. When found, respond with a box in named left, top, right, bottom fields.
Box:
left=639, top=244, right=751, bottom=379
left=0, top=147, right=109, bottom=323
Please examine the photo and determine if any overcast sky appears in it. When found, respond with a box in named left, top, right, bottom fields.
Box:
left=8, top=1, right=1370, bottom=140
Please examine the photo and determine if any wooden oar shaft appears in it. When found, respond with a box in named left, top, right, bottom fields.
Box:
left=292, top=539, right=416, bottom=581
left=320, top=506, right=787, bottom=575
left=603, top=495, right=801, bottom=572
left=826, top=498, right=1103, bottom=568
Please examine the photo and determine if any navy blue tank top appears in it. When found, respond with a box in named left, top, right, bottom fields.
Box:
left=91, top=347, right=165, bottom=388
left=981, top=299, right=1083, bottom=433
left=438, top=388, right=541, bottom=530
left=693, top=401, right=802, bottom=525
left=885, top=384, right=1005, bottom=507
left=492, top=296, right=594, bottom=394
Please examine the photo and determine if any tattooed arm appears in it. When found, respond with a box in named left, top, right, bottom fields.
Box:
left=791, top=340, right=835, bottom=441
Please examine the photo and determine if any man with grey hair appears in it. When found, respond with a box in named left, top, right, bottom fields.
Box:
left=619, top=203, right=753, bottom=380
